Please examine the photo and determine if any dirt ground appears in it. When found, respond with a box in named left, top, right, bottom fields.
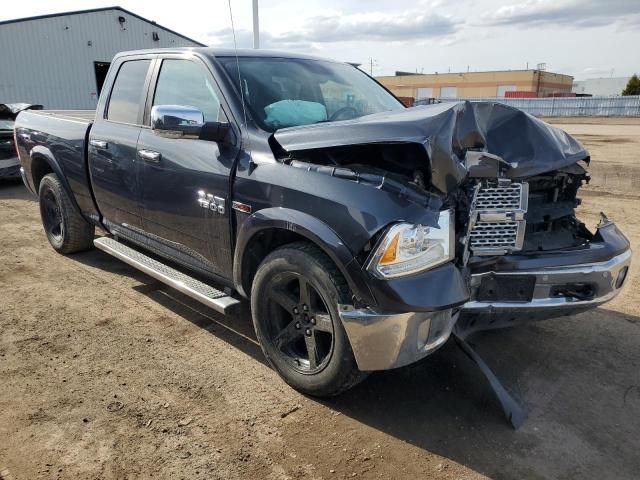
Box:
left=1, top=120, right=639, bottom=480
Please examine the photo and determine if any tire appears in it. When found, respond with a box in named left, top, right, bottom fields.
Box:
left=251, top=241, right=366, bottom=397
left=38, top=173, right=94, bottom=254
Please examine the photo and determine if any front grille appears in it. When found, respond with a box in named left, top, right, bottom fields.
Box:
left=469, top=222, right=520, bottom=248
left=468, top=180, right=528, bottom=256
left=474, top=183, right=523, bottom=211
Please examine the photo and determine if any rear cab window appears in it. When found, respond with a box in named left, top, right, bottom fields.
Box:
left=106, top=59, right=152, bottom=124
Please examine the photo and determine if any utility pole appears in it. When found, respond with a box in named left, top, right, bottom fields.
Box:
left=369, top=58, right=378, bottom=76
left=252, top=0, right=260, bottom=49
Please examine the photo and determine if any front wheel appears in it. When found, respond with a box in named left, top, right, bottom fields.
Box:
left=251, top=242, right=366, bottom=397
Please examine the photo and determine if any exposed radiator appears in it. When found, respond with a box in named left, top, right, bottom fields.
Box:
left=468, top=180, right=528, bottom=256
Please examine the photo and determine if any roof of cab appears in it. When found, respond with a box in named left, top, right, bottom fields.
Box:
left=115, top=47, right=344, bottom=64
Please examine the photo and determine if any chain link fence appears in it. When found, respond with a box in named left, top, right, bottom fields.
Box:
left=419, top=96, right=640, bottom=117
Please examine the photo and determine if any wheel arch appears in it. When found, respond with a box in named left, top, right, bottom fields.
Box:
left=233, top=207, right=375, bottom=306
left=29, top=146, right=83, bottom=216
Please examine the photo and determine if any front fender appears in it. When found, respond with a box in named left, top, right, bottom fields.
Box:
left=233, top=207, right=375, bottom=305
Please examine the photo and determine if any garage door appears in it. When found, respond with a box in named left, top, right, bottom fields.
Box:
left=440, top=87, right=457, bottom=98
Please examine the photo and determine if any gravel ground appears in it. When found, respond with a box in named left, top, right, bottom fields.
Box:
left=1, top=121, right=639, bottom=479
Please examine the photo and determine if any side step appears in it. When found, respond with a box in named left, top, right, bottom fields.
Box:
left=94, top=237, right=240, bottom=314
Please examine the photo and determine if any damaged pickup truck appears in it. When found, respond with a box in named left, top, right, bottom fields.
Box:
left=15, top=49, right=631, bottom=398
left=1, top=103, right=41, bottom=179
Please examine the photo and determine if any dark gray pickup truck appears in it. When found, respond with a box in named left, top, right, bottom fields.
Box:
left=14, top=48, right=631, bottom=398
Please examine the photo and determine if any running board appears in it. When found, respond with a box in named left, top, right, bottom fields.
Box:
left=94, top=237, right=240, bottom=314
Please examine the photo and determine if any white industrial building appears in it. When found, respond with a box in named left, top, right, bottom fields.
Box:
left=572, top=77, right=631, bottom=96
left=0, top=7, right=204, bottom=109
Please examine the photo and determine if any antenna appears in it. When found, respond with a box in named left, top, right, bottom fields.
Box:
left=252, top=0, right=260, bottom=49
left=227, top=0, right=248, bottom=132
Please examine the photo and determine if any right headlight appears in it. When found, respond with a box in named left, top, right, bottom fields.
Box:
left=366, top=210, right=454, bottom=279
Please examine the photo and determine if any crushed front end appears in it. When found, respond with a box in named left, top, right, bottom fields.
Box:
left=0, top=104, right=42, bottom=179
left=0, top=126, right=20, bottom=179
left=456, top=155, right=631, bottom=334
left=272, top=101, right=631, bottom=371
left=337, top=158, right=631, bottom=371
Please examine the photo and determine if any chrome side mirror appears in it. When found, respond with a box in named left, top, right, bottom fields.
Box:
left=151, top=105, right=204, bottom=138
left=151, top=105, right=231, bottom=143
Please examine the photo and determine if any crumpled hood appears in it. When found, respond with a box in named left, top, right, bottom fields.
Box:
left=273, top=101, right=588, bottom=193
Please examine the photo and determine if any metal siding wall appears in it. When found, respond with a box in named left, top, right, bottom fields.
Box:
left=572, top=77, right=630, bottom=96
left=426, top=96, right=640, bottom=117
left=0, top=10, right=201, bottom=109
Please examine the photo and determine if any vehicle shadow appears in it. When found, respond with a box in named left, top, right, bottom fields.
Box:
left=70, top=247, right=640, bottom=480
left=326, top=309, right=640, bottom=479
left=69, top=246, right=267, bottom=368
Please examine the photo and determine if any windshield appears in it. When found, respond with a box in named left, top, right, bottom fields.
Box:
left=0, top=119, right=14, bottom=130
left=220, top=57, right=403, bottom=131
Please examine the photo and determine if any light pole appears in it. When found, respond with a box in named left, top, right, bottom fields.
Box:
left=252, top=0, right=260, bottom=49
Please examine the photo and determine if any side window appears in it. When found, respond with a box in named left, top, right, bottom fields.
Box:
left=107, top=60, right=151, bottom=124
left=153, top=59, right=221, bottom=122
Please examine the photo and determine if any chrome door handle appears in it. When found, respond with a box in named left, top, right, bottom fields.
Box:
left=138, top=149, right=161, bottom=163
left=90, top=139, right=108, bottom=149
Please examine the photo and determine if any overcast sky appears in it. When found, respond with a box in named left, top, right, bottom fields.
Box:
left=2, top=0, right=638, bottom=79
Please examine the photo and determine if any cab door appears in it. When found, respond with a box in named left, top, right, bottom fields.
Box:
left=89, top=57, right=153, bottom=230
left=137, top=56, right=237, bottom=277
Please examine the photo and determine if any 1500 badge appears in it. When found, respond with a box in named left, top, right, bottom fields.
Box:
left=197, top=190, right=225, bottom=214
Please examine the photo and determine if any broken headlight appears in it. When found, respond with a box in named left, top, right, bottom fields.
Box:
left=367, top=210, right=454, bottom=279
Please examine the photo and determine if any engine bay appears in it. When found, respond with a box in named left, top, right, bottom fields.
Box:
left=275, top=139, right=594, bottom=265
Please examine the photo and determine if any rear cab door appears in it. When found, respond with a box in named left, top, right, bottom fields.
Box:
left=89, top=53, right=155, bottom=232
left=136, top=53, right=240, bottom=278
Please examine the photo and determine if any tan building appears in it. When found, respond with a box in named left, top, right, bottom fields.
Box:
left=376, top=70, right=574, bottom=100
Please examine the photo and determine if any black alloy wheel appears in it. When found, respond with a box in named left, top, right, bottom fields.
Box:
left=265, top=272, right=335, bottom=374
left=38, top=173, right=94, bottom=254
left=41, top=188, right=64, bottom=243
left=251, top=242, right=366, bottom=397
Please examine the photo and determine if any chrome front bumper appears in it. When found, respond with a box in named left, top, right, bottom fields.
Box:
left=338, top=306, right=458, bottom=371
left=463, top=249, right=631, bottom=315
left=339, top=248, right=630, bottom=371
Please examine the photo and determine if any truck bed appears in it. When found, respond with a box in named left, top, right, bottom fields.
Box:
left=27, top=110, right=96, bottom=123
left=14, top=108, right=98, bottom=220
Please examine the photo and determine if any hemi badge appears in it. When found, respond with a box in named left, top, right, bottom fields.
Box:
left=232, top=201, right=252, bottom=214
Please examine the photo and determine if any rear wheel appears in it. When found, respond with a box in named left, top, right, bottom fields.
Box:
left=251, top=242, right=366, bottom=397
left=38, top=173, right=94, bottom=253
